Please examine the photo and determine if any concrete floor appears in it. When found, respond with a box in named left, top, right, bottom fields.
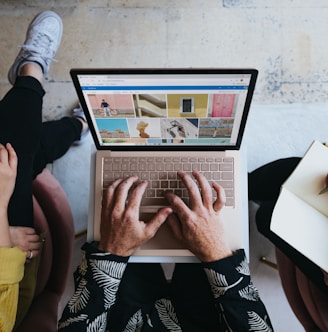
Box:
left=3, top=3, right=328, bottom=331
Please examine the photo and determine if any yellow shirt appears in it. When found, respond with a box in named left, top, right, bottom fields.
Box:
left=0, top=247, right=25, bottom=332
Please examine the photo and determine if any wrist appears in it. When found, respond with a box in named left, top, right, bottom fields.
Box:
left=98, top=242, right=133, bottom=257
left=0, top=205, right=8, bottom=216
left=0, top=213, right=12, bottom=248
left=199, top=247, right=233, bottom=263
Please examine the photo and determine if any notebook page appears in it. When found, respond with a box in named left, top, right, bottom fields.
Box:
left=271, top=187, right=328, bottom=272
left=282, top=140, right=328, bottom=217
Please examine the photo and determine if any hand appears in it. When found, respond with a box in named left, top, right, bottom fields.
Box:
left=99, top=176, right=172, bottom=256
left=165, top=171, right=232, bottom=262
left=9, top=227, right=42, bottom=259
left=0, top=143, right=17, bottom=210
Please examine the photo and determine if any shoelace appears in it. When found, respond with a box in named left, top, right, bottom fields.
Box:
left=19, top=32, right=58, bottom=63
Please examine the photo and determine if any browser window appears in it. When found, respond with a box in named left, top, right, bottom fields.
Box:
left=76, top=73, right=252, bottom=147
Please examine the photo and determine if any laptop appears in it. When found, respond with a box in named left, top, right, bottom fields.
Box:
left=70, top=68, right=258, bottom=262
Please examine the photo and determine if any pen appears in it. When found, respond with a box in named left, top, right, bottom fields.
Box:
left=319, top=187, right=328, bottom=195
left=319, top=173, right=328, bottom=195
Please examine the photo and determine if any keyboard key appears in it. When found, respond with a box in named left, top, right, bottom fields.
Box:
left=102, top=155, right=234, bottom=207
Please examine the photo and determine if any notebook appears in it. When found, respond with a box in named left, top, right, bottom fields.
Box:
left=70, top=68, right=258, bottom=262
left=271, top=140, right=328, bottom=272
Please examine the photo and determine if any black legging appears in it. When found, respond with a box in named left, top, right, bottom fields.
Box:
left=0, top=76, right=82, bottom=227
left=248, top=157, right=328, bottom=293
left=107, top=263, right=220, bottom=332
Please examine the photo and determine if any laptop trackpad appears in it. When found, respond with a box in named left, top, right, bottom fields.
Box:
left=139, top=212, right=185, bottom=250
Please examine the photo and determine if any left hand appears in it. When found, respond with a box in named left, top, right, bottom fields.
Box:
left=9, top=226, right=43, bottom=259
left=99, top=176, right=172, bottom=256
left=165, top=171, right=232, bottom=262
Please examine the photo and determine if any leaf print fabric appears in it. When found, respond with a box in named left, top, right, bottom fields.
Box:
left=58, top=245, right=274, bottom=331
left=123, top=310, right=143, bottom=332
left=248, top=311, right=273, bottom=332
left=155, top=299, right=181, bottom=331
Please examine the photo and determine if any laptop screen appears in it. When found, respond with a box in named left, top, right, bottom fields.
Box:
left=70, top=68, right=258, bottom=151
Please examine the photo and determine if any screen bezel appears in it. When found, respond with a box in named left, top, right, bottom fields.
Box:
left=70, top=68, right=258, bottom=151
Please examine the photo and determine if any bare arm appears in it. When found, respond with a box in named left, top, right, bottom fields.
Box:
left=0, top=143, right=17, bottom=248
left=0, top=143, right=26, bottom=332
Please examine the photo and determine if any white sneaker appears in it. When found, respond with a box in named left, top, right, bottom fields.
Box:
left=8, top=10, right=63, bottom=85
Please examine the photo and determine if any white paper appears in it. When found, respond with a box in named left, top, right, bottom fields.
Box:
left=271, top=140, right=328, bottom=272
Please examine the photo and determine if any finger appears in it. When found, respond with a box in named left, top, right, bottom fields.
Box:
left=27, top=234, right=41, bottom=243
left=113, top=176, right=139, bottom=215
left=102, top=178, right=122, bottom=211
left=166, top=212, right=184, bottom=242
left=29, top=241, right=42, bottom=251
left=177, top=171, right=202, bottom=208
left=126, top=180, right=148, bottom=211
left=21, top=227, right=38, bottom=236
left=212, top=182, right=226, bottom=212
left=192, top=171, right=213, bottom=209
left=6, top=143, right=17, bottom=171
left=26, top=248, right=40, bottom=260
left=145, top=207, right=172, bottom=238
left=165, top=190, right=190, bottom=219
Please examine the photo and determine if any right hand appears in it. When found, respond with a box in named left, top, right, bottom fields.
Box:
left=9, top=227, right=42, bottom=259
left=99, top=176, right=172, bottom=256
left=165, top=171, right=232, bottom=262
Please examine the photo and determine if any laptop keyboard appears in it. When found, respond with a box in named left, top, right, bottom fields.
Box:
left=102, top=156, right=234, bottom=207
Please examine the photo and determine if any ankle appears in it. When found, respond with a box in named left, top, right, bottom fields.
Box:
left=76, top=117, right=88, bottom=134
left=19, top=62, right=43, bottom=82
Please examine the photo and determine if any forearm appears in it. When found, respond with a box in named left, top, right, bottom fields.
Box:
left=203, top=250, right=273, bottom=331
left=58, top=242, right=129, bottom=331
left=0, top=208, right=12, bottom=247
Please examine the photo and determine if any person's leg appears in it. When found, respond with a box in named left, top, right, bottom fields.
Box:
left=169, top=263, right=220, bottom=332
left=1, top=10, right=62, bottom=228
left=248, top=157, right=301, bottom=201
left=32, top=113, right=86, bottom=177
left=1, top=10, right=63, bottom=330
left=107, top=263, right=169, bottom=330
left=0, top=75, right=45, bottom=228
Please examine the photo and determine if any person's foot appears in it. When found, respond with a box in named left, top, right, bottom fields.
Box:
left=8, top=10, right=63, bottom=85
left=72, top=107, right=89, bottom=144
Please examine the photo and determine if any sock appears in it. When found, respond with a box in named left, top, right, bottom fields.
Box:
left=18, top=61, right=44, bottom=76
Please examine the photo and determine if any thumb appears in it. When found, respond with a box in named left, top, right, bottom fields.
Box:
left=145, top=207, right=172, bottom=236
left=166, top=212, right=183, bottom=242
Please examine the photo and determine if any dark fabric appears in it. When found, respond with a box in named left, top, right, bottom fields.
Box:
left=0, top=76, right=82, bottom=227
left=33, top=117, right=82, bottom=177
left=170, top=263, right=220, bottom=331
left=0, top=76, right=44, bottom=227
left=109, top=263, right=220, bottom=331
left=108, top=263, right=169, bottom=331
left=59, top=246, right=273, bottom=331
left=248, top=157, right=328, bottom=293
